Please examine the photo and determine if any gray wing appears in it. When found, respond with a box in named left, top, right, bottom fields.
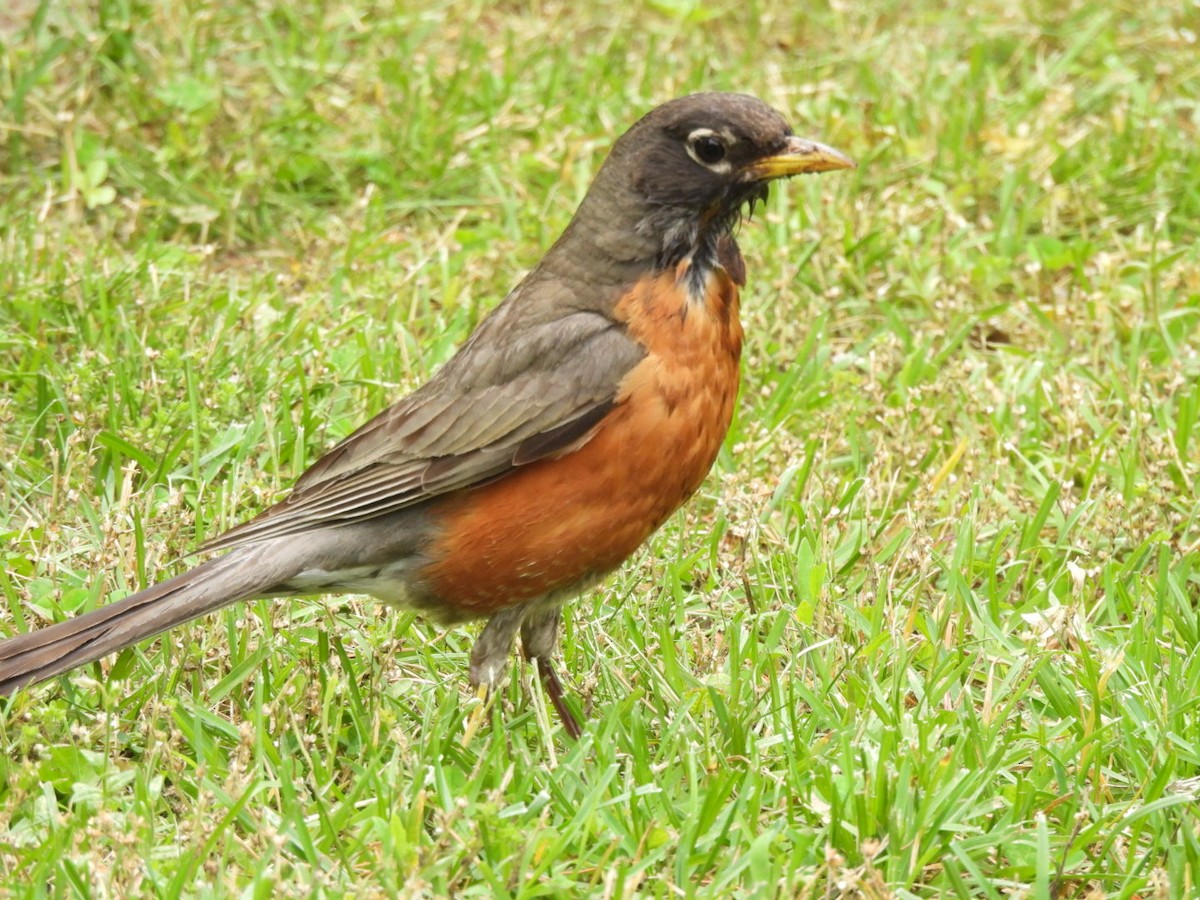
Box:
left=202, top=298, right=644, bottom=552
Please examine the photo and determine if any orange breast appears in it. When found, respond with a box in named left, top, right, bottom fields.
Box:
left=416, top=264, right=743, bottom=616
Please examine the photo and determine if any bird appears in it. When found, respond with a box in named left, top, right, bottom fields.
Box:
left=0, top=92, right=853, bottom=737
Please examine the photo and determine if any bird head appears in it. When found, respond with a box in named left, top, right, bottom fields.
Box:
left=569, top=93, right=854, bottom=274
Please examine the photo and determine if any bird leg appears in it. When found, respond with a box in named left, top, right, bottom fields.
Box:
left=520, top=607, right=583, bottom=739
left=463, top=606, right=525, bottom=743
left=468, top=605, right=525, bottom=688
left=464, top=604, right=582, bottom=740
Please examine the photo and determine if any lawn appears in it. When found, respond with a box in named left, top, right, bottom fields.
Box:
left=2, top=0, right=1199, bottom=895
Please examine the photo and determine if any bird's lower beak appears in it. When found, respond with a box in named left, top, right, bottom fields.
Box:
left=742, top=135, right=855, bottom=180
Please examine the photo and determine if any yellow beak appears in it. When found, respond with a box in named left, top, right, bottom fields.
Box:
left=742, top=135, right=855, bottom=180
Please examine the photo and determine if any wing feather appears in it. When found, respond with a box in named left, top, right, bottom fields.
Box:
left=202, top=301, right=644, bottom=553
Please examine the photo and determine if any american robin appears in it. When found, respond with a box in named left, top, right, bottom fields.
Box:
left=0, top=93, right=852, bottom=737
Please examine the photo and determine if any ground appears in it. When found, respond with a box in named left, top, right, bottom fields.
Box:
left=1, top=0, right=1198, bottom=895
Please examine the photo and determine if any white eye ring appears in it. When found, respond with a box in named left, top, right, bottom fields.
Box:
left=686, top=128, right=733, bottom=174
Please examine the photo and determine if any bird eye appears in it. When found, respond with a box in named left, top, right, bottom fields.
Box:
left=691, top=134, right=726, bottom=165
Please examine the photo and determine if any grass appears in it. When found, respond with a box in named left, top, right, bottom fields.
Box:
left=1, top=0, right=1199, bottom=895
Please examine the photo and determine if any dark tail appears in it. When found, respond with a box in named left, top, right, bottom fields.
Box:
left=0, top=550, right=277, bottom=696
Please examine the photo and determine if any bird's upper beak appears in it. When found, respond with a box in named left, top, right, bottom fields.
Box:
left=741, top=135, right=855, bottom=181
